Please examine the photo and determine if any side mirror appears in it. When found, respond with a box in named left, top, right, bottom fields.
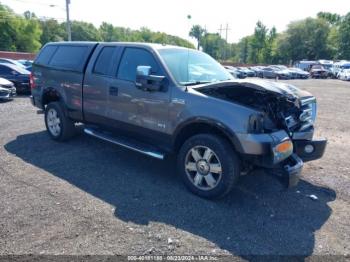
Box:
left=11, top=70, right=18, bottom=75
left=135, top=65, right=166, bottom=92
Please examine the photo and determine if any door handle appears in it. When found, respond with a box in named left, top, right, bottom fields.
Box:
left=109, top=86, right=118, bottom=96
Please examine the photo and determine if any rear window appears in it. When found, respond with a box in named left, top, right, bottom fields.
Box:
left=49, top=45, right=89, bottom=71
left=93, top=47, right=115, bottom=76
left=35, top=45, right=57, bottom=65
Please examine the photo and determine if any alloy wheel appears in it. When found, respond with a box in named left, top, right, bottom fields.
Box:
left=46, top=108, right=61, bottom=136
left=184, top=146, right=223, bottom=190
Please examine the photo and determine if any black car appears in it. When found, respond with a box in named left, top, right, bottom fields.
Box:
left=0, top=63, right=31, bottom=94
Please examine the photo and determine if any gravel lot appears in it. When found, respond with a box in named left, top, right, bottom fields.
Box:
left=0, top=79, right=349, bottom=258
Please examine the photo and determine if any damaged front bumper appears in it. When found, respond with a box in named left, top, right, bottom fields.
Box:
left=281, top=153, right=303, bottom=187
left=236, top=129, right=327, bottom=187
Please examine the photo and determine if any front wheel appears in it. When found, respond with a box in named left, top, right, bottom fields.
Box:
left=177, top=134, right=240, bottom=199
left=45, top=102, right=76, bottom=141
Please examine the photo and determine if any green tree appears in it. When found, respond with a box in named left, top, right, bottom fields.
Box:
left=317, top=12, right=341, bottom=25
left=338, top=12, right=350, bottom=59
left=280, top=18, right=330, bottom=62
left=66, top=21, right=101, bottom=41
left=0, top=4, right=18, bottom=51
left=16, top=17, right=42, bottom=52
left=202, top=33, right=225, bottom=59
left=0, top=4, right=42, bottom=52
left=262, top=26, right=277, bottom=63
left=40, top=19, right=65, bottom=45
left=249, top=21, right=268, bottom=63
left=189, top=25, right=206, bottom=49
left=99, top=22, right=118, bottom=42
left=237, top=36, right=250, bottom=63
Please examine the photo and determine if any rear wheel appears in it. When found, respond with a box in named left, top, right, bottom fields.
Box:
left=45, top=102, right=76, bottom=141
left=177, top=134, right=240, bottom=199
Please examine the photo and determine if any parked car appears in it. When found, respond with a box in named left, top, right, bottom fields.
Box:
left=237, top=67, right=256, bottom=77
left=288, top=68, right=310, bottom=79
left=259, top=66, right=291, bottom=79
left=310, top=65, right=328, bottom=79
left=0, top=77, right=16, bottom=100
left=317, top=60, right=333, bottom=78
left=332, top=61, right=350, bottom=78
left=249, top=66, right=264, bottom=77
left=0, top=63, right=31, bottom=94
left=0, top=58, right=26, bottom=68
left=30, top=42, right=326, bottom=199
left=338, top=69, right=350, bottom=81
left=224, top=66, right=246, bottom=78
left=18, top=59, right=33, bottom=67
left=295, top=61, right=317, bottom=71
left=269, top=65, right=296, bottom=78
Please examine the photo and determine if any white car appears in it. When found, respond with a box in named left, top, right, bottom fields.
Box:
left=338, top=69, right=350, bottom=81
left=0, top=77, right=16, bottom=100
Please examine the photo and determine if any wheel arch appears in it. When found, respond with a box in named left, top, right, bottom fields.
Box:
left=172, top=118, right=243, bottom=153
left=41, top=87, right=62, bottom=107
left=41, top=88, right=69, bottom=117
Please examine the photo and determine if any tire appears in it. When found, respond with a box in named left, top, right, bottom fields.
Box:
left=45, top=102, right=76, bottom=141
left=177, top=134, right=240, bottom=199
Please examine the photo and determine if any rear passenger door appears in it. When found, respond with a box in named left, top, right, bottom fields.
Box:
left=83, top=46, right=120, bottom=125
left=107, top=47, right=171, bottom=145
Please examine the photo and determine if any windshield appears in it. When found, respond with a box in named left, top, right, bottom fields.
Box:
left=158, top=48, right=233, bottom=85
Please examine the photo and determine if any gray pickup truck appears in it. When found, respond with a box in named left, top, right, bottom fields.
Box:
left=30, top=42, right=327, bottom=199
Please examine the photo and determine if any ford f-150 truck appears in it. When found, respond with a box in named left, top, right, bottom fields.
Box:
left=30, top=42, right=327, bottom=199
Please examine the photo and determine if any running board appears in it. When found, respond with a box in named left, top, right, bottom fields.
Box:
left=84, top=128, right=165, bottom=160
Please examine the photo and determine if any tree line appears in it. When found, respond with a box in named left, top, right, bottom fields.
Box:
left=1, top=1, right=350, bottom=64
left=190, top=12, right=350, bottom=64
left=0, top=2, right=194, bottom=53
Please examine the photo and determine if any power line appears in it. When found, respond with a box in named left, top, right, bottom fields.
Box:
left=8, top=0, right=65, bottom=8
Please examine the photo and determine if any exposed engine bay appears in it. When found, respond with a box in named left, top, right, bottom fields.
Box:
left=194, top=80, right=315, bottom=133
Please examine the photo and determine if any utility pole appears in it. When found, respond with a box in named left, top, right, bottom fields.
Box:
left=218, top=24, right=224, bottom=38
left=224, top=23, right=230, bottom=60
left=224, top=23, right=230, bottom=43
left=65, top=0, right=72, bottom=41
left=218, top=24, right=230, bottom=60
left=218, top=24, right=224, bottom=60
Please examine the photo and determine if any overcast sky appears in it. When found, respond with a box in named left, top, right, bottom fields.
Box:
left=2, top=0, right=350, bottom=43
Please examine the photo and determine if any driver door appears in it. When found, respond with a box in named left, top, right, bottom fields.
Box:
left=107, top=47, right=171, bottom=145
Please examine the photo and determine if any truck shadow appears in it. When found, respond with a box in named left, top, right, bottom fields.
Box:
left=5, top=131, right=336, bottom=257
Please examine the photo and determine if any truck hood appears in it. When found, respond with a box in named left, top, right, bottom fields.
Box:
left=193, top=79, right=312, bottom=100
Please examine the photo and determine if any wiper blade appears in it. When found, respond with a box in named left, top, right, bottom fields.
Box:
left=180, top=81, right=212, bottom=86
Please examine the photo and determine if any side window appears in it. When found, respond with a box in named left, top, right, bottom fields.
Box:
left=117, top=48, right=160, bottom=82
left=35, top=45, right=57, bottom=65
left=49, top=46, right=88, bottom=71
left=93, top=46, right=115, bottom=76
left=0, top=65, right=12, bottom=74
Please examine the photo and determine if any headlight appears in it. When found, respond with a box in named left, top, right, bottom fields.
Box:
left=299, top=97, right=317, bottom=130
left=272, top=139, right=293, bottom=164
